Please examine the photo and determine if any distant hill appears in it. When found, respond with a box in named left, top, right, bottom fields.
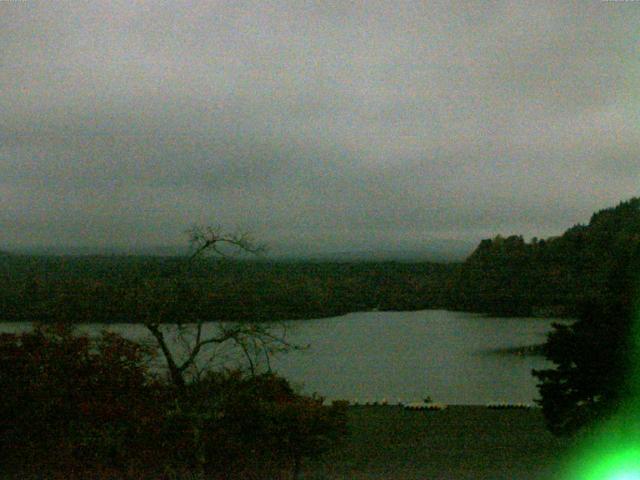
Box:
left=446, top=198, right=640, bottom=317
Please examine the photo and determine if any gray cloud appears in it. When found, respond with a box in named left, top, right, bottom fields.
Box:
left=1, top=1, right=639, bottom=255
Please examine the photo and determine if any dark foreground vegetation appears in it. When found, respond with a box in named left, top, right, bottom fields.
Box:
left=0, top=324, right=347, bottom=479
left=533, top=228, right=640, bottom=435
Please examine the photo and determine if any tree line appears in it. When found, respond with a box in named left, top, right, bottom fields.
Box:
left=3, top=200, right=640, bottom=324
left=0, top=256, right=456, bottom=324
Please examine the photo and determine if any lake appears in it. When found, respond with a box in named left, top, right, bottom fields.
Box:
left=0, top=310, right=564, bottom=405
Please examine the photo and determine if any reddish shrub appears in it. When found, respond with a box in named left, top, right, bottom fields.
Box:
left=0, top=326, right=348, bottom=479
left=0, top=324, right=166, bottom=477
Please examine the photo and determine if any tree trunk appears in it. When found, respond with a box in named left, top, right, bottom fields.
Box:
left=146, top=324, right=186, bottom=390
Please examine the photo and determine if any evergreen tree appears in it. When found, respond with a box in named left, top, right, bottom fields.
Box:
left=533, top=243, right=640, bottom=435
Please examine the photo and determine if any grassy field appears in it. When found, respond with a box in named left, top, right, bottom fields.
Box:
left=302, top=405, right=576, bottom=480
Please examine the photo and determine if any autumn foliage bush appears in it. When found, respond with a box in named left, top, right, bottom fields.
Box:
left=180, top=371, right=348, bottom=478
left=0, top=324, right=167, bottom=478
left=0, top=324, right=347, bottom=479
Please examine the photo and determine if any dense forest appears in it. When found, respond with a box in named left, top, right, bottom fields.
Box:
left=449, top=197, right=640, bottom=317
left=1, top=198, right=639, bottom=323
left=0, top=256, right=455, bottom=324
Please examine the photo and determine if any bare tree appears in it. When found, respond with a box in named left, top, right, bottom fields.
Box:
left=140, top=226, right=300, bottom=391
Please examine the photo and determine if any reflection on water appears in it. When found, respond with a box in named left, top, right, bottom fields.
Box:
left=0, top=310, right=566, bottom=405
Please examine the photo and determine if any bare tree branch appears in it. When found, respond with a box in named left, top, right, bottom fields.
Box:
left=137, top=225, right=299, bottom=391
left=186, top=225, right=266, bottom=263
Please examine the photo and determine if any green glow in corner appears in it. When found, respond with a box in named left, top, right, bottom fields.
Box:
left=561, top=300, right=640, bottom=479
left=612, top=474, right=640, bottom=480
left=568, top=446, right=640, bottom=479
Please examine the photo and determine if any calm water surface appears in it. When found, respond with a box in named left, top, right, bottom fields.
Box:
left=0, top=310, right=563, bottom=405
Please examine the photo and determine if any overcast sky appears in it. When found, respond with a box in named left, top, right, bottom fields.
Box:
left=1, top=1, right=639, bottom=255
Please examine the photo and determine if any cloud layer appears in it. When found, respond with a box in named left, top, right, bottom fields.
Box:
left=1, top=1, right=639, bottom=254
